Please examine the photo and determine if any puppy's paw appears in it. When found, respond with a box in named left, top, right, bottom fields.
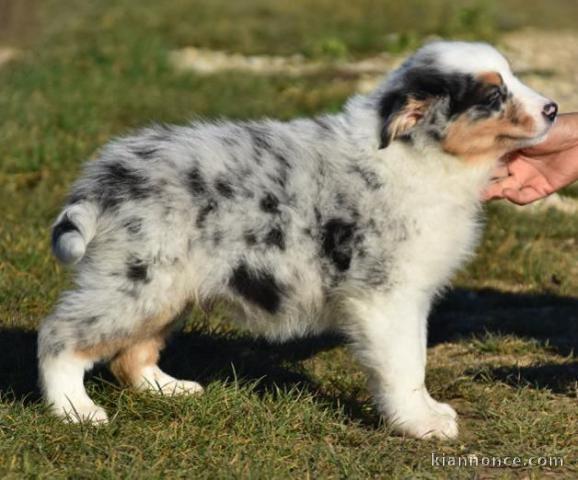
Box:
left=395, top=409, right=458, bottom=440
left=425, top=395, right=458, bottom=419
left=153, top=379, right=204, bottom=397
left=136, top=366, right=204, bottom=396
left=387, top=395, right=458, bottom=440
left=55, top=403, right=109, bottom=425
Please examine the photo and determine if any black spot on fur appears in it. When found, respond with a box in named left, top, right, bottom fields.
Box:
left=96, top=162, right=154, bottom=210
left=335, top=192, right=346, bottom=207
left=360, top=260, right=390, bottom=287
left=222, top=136, right=240, bottom=147
left=126, top=258, right=149, bottom=283
left=119, top=286, right=139, bottom=299
left=264, top=227, right=285, bottom=250
left=246, top=126, right=291, bottom=170
left=47, top=341, right=65, bottom=357
left=322, top=219, right=356, bottom=272
left=397, top=133, right=413, bottom=144
left=229, top=263, right=283, bottom=314
left=267, top=171, right=287, bottom=189
left=123, top=216, right=143, bottom=235
left=245, top=125, right=272, bottom=165
left=66, top=191, right=86, bottom=205
left=81, top=316, right=100, bottom=326
left=273, top=151, right=291, bottom=170
left=187, top=168, right=207, bottom=197
left=427, top=129, right=443, bottom=141
left=349, top=165, right=383, bottom=190
left=215, top=179, right=234, bottom=198
left=133, top=146, right=158, bottom=160
left=314, top=208, right=322, bottom=222
left=196, top=199, right=218, bottom=228
left=246, top=125, right=273, bottom=152
left=244, top=231, right=257, bottom=246
left=313, top=116, right=333, bottom=133
left=52, top=216, right=79, bottom=248
left=260, top=193, right=280, bottom=214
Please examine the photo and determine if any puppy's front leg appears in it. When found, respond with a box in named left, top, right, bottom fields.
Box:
left=346, top=290, right=458, bottom=440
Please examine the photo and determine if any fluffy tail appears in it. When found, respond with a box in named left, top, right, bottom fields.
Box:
left=51, top=202, right=98, bottom=264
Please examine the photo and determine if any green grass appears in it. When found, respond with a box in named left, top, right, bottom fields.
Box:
left=0, top=0, right=577, bottom=478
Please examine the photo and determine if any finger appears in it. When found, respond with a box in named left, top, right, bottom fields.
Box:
left=482, top=183, right=505, bottom=201
left=491, top=174, right=522, bottom=192
left=489, top=164, right=509, bottom=180
left=482, top=173, right=523, bottom=201
left=503, top=187, right=542, bottom=205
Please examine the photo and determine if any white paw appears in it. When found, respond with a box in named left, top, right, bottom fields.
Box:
left=396, top=409, right=458, bottom=440
left=54, top=403, right=109, bottom=424
left=386, top=393, right=458, bottom=440
left=150, top=379, right=204, bottom=397
left=137, top=368, right=204, bottom=396
left=425, top=394, right=458, bottom=419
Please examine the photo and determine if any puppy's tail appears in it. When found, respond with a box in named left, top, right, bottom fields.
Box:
left=51, top=202, right=99, bottom=264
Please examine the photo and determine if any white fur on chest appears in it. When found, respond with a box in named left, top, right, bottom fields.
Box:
left=374, top=142, right=491, bottom=293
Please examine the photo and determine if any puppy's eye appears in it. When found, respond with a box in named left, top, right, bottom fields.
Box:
left=481, top=88, right=502, bottom=107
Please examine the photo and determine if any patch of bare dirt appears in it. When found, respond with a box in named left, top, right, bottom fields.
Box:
left=0, top=47, right=19, bottom=68
left=169, top=47, right=400, bottom=91
left=170, top=29, right=578, bottom=107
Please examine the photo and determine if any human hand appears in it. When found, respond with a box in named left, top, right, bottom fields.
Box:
left=483, top=113, right=578, bottom=205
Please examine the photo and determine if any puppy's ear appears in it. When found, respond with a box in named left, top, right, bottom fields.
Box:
left=378, top=92, right=432, bottom=149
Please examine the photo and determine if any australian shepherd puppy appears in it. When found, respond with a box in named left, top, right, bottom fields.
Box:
left=38, top=41, right=557, bottom=439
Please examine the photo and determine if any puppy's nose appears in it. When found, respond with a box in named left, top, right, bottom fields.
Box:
left=542, top=102, right=558, bottom=122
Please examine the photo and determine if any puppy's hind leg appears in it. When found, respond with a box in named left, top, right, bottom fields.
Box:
left=110, top=333, right=203, bottom=396
left=38, top=315, right=109, bottom=424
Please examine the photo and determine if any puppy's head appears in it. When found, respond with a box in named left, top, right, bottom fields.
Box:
left=378, top=41, right=557, bottom=162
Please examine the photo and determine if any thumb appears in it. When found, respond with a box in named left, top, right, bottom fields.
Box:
left=503, top=187, right=542, bottom=205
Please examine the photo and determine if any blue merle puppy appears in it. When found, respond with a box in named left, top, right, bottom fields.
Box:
left=38, top=41, right=558, bottom=439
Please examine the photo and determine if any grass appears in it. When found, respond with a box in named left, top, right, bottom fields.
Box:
left=0, top=0, right=577, bottom=478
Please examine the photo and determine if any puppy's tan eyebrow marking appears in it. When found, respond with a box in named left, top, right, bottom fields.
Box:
left=478, top=71, right=503, bottom=86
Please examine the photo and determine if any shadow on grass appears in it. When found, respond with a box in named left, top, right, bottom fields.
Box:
left=0, top=288, right=575, bottom=420
left=429, top=287, right=578, bottom=356
left=430, top=288, right=578, bottom=397
left=155, top=330, right=380, bottom=425
left=0, top=328, right=39, bottom=403
left=468, top=362, right=578, bottom=395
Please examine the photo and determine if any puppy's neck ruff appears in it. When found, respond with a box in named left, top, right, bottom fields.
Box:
left=341, top=93, right=497, bottom=202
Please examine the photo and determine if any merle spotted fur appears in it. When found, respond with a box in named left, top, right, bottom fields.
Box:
left=38, top=41, right=556, bottom=438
